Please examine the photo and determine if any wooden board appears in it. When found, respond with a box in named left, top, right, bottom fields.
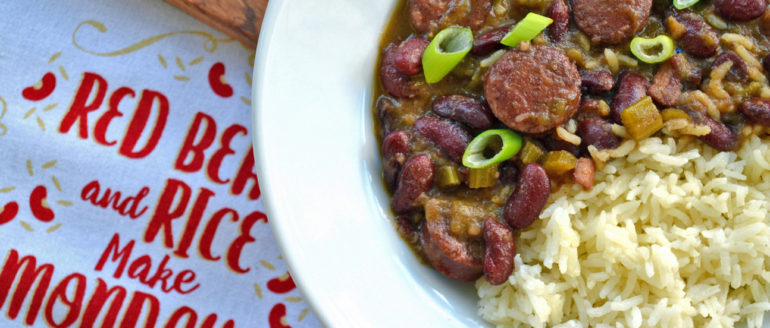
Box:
left=165, top=0, right=268, bottom=48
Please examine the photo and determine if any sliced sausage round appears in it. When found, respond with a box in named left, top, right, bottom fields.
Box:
left=714, top=0, right=766, bottom=22
left=573, top=0, right=652, bottom=45
left=421, top=199, right=483, bottom=282
left=484, top=46, right=581, bottom=134
left=409, top=0, right=492, bottom=34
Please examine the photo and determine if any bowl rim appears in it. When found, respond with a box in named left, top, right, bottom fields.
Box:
left=251, top=0, right=487, bottom=326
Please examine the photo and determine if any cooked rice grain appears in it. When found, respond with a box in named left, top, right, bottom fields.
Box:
left=477, top=136, right=770, bottom=328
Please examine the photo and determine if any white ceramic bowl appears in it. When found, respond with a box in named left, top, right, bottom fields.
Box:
left=252, top=0, right=488, bottom=326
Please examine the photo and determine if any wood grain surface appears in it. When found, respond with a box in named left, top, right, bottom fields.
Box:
left=165, top=0, right=268, bottom=48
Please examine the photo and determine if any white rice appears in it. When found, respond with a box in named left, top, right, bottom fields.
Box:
left=477, top=135, right=770, bottom=328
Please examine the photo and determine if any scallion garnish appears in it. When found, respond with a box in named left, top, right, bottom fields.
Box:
left=673, top=0, right=699, bottom=10
left=422, top=26, right=473, bottom=83
left=462, top=129, right=523, bottom=169
left=500, top=13, right=553, bottom=48
left=630, top=35, right=675, bottom=64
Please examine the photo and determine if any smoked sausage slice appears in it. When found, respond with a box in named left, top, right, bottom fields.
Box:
left=409, top=0, right=492, bottom=34
left=484, top=46, right=581, bottom=134
left=421, top=199, right=484, bottom=282
left=573, top=0, right=652, bottom=45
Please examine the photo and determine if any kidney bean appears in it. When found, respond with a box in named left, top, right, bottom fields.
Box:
left=483, top=218, right=516, bottom=285
left=394, top=37, right=430, bottom=76
left=396, top=215, right=420, bottom=244
left=504, top=163, right=550, bottom=230
left=0, top=201, right=18, bottom=225
left=577, top=117, right=621, bottom=150
left=712, top=51, right=749, bottom=82
left=546, top=0, right=570, bottom=42
left=670, top=53, right=702, bottom=89
left=577, top=98, right=609, bottom=119
left=432, top=95, right=496, bottom=129
left=648, top=62, right=681, bottom=107
left=581, top=70, right=615, bottom=95
left=761, top=9, right=770, bottom=35
left=392, top=154, right=434, bottom=214
left=542, top=133, right=581, bottom=157
left=611, top=71, right=649, bottom=123
left=714, top=0, right=766, bottom=21
left=472, top=26, right=511, bottom=56
left=739, top=98, right=770, bottom=127
left=573, top=157, right=595, bottom=190
left=29, top=185, right=54, bottom=222
left=689, top=111, right=739, bottom=151
left=764, top=54, right=770, bottom=73
left=382, top=131, right=411, bottom=190
left=377, top=96, right=400, bottom=137
left=381, top=39, right=427, bottom=98
left=667, top=11, right=719, bottom=58
left=421, top=199, right=483, bottom=282
left=414, top=116, right=472, bottom=163
left=499, top=161, right=520, bottom=185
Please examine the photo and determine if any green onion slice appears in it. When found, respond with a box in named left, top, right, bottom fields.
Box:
left=422, top=26, right=473, bottom=84
left=673, top=0, right=699, bottom=10
left=629, top=35, right=675, bottom=64
left=462, top=129, right=523, bottom=169
left=500, top=13, right=553, bottom=48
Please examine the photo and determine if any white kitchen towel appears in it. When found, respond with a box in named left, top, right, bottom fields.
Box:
left=0, top=1, right=319, bottom=327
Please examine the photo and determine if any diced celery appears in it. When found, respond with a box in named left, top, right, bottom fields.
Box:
left=520, top=140, right=545, bottom=164
left=436, top=166, right=461, bottom=187
left=620, top=96, right=664, bottom=140
left=542, top=150, right=577, bottom=176
left=468, top=165, right=499, bottom=189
